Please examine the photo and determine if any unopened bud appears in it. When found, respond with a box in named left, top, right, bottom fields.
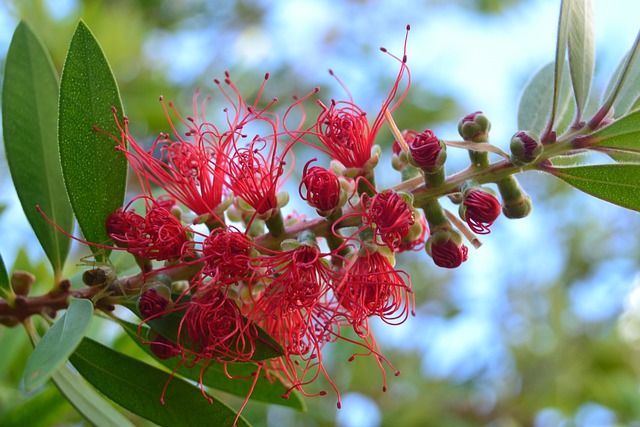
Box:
left=138, top=282, right=173, bottom=319
left=426, top=228, right=468, bottom=269
left=408, top=129, right=447, bottom=173
left=459, top=187, right=502, bottom=234
left=148, top=331, right=180, bottom=360
left=11, top=271, right=35, bottom=296
left=510, top=131, right=542, bottom=166
left=458, top=111, right=491, bottom=142
left=497, top=176, right=533, bottom=219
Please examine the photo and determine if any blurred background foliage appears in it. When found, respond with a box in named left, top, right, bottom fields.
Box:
left=1, top=0, right=640, bottom=426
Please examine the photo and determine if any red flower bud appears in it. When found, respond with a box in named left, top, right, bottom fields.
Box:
left=408, top=129, right=446, bottom=172
left=426, top=229, right=468, bottom=268
left=106, top=208, right=146, bottom=248
left=458, top=111, right=491, bottom=142
left=138, top=283, right=172, bottom=319
left=299, top=159, right=342, bottom=214
left=149, top=333, right=180, bottom=360
left=510, top=131, right=542, bottom=165
left=459, top=188, right=502, bottom=234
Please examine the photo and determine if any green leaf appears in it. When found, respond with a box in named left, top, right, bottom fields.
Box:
left=584, top=109, right=640, bottom=153
left=541, top=0, right=572, bottom=140
left=118, top=319, right=305, bottom=411
left=548, top=164, right=640, bottom=212
left=602, top=43, right=640, bottom=118
left=23, top=298, right=94, bottom=392
left=0, top=251, right=13, bottom=302
left=566, top=0, right=595, bottom=122
left=517, top=62, right=572, bottom=136
left=600, top=32, right=640, bottom=119
left=122, top=298, right=284, bottom=361
left=2, top=21, right=73, bottom=275
left=58, top=21, right=127, bottom=258
left=52, top=363, right=136, bottom=427
left=70, top=338, right=252, bottom=427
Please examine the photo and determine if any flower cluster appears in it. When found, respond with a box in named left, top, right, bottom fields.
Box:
left=59, top=25, right=533, bottom=421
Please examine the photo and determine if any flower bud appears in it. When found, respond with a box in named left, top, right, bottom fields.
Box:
left=510, top=131, right=542, bottom=166
left=426, top=228, right=468, bottom=268
left=148, top=331, right=180, bottom=360
left=497, top=176, right=533, bottom=219
left=408, top=129, right=447, bottom=173
left=11, top=271, right=35, bottom=296
left=458, top=111, right=491, bottom=142
left=459, top=187, right=502, bottom=234
left=300, top=160, right=344, bottom=216
left=138, top=282, right=173, bottom=319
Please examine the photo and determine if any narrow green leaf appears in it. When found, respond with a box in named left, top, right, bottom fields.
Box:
left=58, top=21, right=126, bottom=258
left=0, top=251, right=13, bottom=302
left=70, top=338, right=252, bottom=427
left=548, top=164, right=640, bottom=212
left=541, top=0, right=572, bottom=140
left=118, top=319, right=305, bottom=411
left=122, top=298, right=284, bottom=361
left=2, top=21, right=73, bottom=274
left=567, top=0, right=595, bottom=122
left=52, top=363, right=136, bottom=427
left=600, top=31, right=640, bottom=119
left=517, top=62, right=572, bottom=136
left=23, top=298, right=94, bottom=392
left=584, top=109, right=640, bottom=153
left=602, top=43, right=640, bottom=118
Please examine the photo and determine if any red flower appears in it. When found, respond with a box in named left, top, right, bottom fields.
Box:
left=408, top=129, right=446, bottom=172
left=201, top=227, right=253, bottom=281
left=148, top=334, right=180, bottom=360
left=460, top=188, right=502, bottom=234
left=299, top=159, right=342, bottom=214
left=294, top=27, right=411, bottom=171
left=106, top=207, right=146, bottom=248
left=362, top=190, right=414, bottom=250
left=335, top=250, right=413, bottom=334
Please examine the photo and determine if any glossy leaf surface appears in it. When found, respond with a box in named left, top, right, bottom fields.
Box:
left=2, top=21, right=73, bottom=274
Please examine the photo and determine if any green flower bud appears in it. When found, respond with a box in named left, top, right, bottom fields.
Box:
left=510, top=131, right=542, bottom=166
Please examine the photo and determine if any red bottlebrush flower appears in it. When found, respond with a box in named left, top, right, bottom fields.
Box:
left=138, top=284, right=172, bottom=319
left=299, top=159, right=342, bottom=214
left=225, top=137, right=287, bottom=218
left=293, top=28, right=411, bottom=171
left=106, top=93, right=232, bottom=219
left=408, top=129, right=446, bottom=172
left=334, top=250, right=413, bottom=334
left=426, top=229, right=468, bottom=268
left=460, top=188, right=502, bottom=234
left=362, top=190, right=415, bottom=250
left=201, top=227, right=253, bottom=281
left=181, top=288, right=255, bottom=362
left=106, top=207, right=146, bottom=248
left=141, top=204, right=190, bottom=261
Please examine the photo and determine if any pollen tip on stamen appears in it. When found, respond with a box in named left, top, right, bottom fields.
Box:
left=314, top=87, right=320, bottom=93
left=272, top=97, right=278, bottom=102
left=158, top=95, right=164, bottom=101
left=213, top=78, right=221, bottom=85
left=319, top=390, right=327, bottom=396
left=383, top=386, right=387, bottom=392
left=406, top=24, right=411, bottom=30
left=402, top=54, right=407, bottom=63
left=264, top=72, right=270, bottom=80
left=380, top=47, right=387, bottom=52
left=110, top=106, right=118, bottom=113
left=224, top=70, right=230, bottom=78
left=337, top=401, right=342, bottom=409
left=328, top=68, right=335, bottom=76
left=225, top=78, right=231, bottom=85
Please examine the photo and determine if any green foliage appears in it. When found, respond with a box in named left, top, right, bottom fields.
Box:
left=52, top=362, right=136, bottom=427
left=23, top=298, right=94, bottom=392
left=587, top=109, right=640, bottom=153
left=566, top=0, right=595, bottom=122
left=549, top=164, right=640, bottom=212
left=58, top=21, right=126, bottom=259
left=2, top=21, right=73, bottom=275
left=70, top=338, right=251, bottom=427
left=517, top=62, right=572, bottom=135
left=601, top=33, right=640, bottom=118
left=0, top=251, right=12, bottom=303
left=118, top=319, right=306, bottom=411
